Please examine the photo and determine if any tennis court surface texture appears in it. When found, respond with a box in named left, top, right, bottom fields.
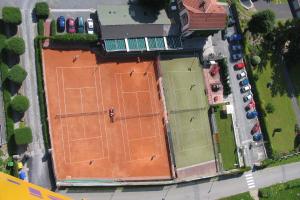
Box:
left=160, top=56, right=215, bottom=169
left=43, top=49, right=171, bottom=181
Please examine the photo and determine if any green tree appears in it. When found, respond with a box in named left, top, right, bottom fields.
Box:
left=265, top=103, right=275, bottom=113
left=248, top=10, right=275, bottom=34
left=5, top=37, right=25, bottom=55
left=10, top=95, right=30, bottom=113
left=2, top=7, right=22, bottom=25
left=251, top=55, right=261, bottom=66
left=0, top=34, right=6, bottom=54
left=7, top=64, right=28, bottom=84
left=14, top=127, right=32, bottom=145
left=35, top=2, right=49, bottom=19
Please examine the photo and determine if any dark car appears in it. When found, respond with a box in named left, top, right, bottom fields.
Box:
left=231, top=52, right=243, bottom=61
left=67, top=18, right=76, bottom=33
left=253, top=133, right=262, bottom=141
left=240, top=78, right=249, bottom=86
left=57, top=16, right=65, bottom=32
left=246, top=111, right=258, bottom=119
left=76, top=17, right=84, bottom=33
left=228, top=34, right=242, bottom=42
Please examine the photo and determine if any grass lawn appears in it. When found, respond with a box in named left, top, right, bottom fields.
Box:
left=289, top=65, right=300, bottom=106
left=253, top=59, right=297, bottom=153
left=215, top=107, right=238, bottom=170
left=259, top=178, right=300, bottom=199
left=219, top=192, right=253, bottom=200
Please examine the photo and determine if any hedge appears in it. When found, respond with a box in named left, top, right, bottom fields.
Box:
left=50, top=20, right=56, bottom=36
left=2, top=7, right=22, bottom=25
left=37, top=19, right=44, bottom=36
left=50, top=34, right=98, bottom=43
left=5, top=37, right=25, bottom=55
left=0, top=34, right=6, bottom=54
left=259, top=179, right=300, bottom=198
left=0, top=62, right=9, bottom=83
left=10, top=95, right=30, bottom=113
left=14, top=127, right=32, bottom=145
left=7, top=64, right=28, bottom=84
left=34, top=38, right=50, bottom=148
left=35, top=2, right=49, bottom=19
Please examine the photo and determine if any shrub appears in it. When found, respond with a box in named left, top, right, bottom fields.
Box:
left=251, top=55, right=261, bottom=66
left=265, top=103, right=275, bottom=113
left=0, top=62, right=9, bottom=82
left=5, top=37, right=25, bottom=55
left=51, top=34, right=98, bottom=43
left=0, top=34, right=6, bottom=53
left=50, top=20, right=56, bottom=36
left=37, top=19, right=44, bottom=36
left=14, top=127, right=32, bottom=145
left=10, top=95, right=30, bottom=113
left=7, top=65, right=27, bottom=84
left=2, top=7, right=22, bottom=25
left=35, top=2, right=49, bottom=19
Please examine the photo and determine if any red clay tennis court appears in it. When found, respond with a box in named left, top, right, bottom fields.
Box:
left=43, top=49, right=171, bottom=181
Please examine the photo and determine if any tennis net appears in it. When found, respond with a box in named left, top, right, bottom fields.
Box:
left=115, top=112, right=161, bottom=121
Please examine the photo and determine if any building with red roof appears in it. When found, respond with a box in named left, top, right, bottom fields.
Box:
left=177, top=0, right=227, bottom=37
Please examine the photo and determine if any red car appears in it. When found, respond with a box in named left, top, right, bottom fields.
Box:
left=234, top=62, right=245, bottom=70
left=251, top=122, right=260, bottom=134
left=67, top=18, right=76, bottom=33
left=245, top=99, right=255, bottom=111
left=210, top=65, right=220, bottom=76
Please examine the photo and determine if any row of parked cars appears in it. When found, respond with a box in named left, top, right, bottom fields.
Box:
left=57, top=16, right=94, bottom=34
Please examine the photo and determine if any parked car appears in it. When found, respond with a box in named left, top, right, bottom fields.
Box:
left=251, top=122, right=260, bottom=134
left=243, top=92, right=253, bottom=102
left=228, top=34, right=242, bottom=42
left=232, top=52, right=243, bottom=61
left=246, top=110, right=258, bottom=119
left=76, top=17, right=84, bottom=33
left=86, top=18, right=94, bottom=34
left=67, top=18, right=76, bottom=33
left=210, top=65, right=220, bottom=76
left=231, top=44, right=242, bottom=51
left=57, top=16, right=65, bottom=32
left=234, top=62, right=245, bottom=70
left=245, top=99, right=255, bottom=111
left=237, top=70, right=247, bottom=79
left=241, top=84, right=251, bottom=93
left=240, top=78, right=249, bottom=86
left=253, top=133, right=262, bottom=141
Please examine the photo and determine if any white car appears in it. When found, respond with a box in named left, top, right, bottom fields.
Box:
left=237, top=70, right=247, bottom=80
left=243, top=93, right=253, bottom=102
left=86, top=18, right=94, bottom=34
left=241, top=85, right=251, bottom=93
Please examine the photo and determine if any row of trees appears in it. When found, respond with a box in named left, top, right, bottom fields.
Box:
left=1, top=6, right=32, bottom=146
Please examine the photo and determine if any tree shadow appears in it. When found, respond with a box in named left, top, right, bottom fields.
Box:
left=31, top=7, right=38, bottom=23
left=294, top=134, right=300, bottom=149
left=12, top=111, right=25, bottom=123
left=127, top=2, right=159, bottom=23
left=2, top=50, right=20, bottom=67
left=269, top=54, right=287, bottom=97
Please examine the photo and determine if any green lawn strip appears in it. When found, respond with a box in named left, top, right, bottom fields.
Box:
left=160, top=56, right=214, bottom=168
left=219, top=192, right=253, bottom=200
left=263, top=154, right=300, bottom=168
left=259, top=178, right=300, bottom=199
left=253, top=60, right=297, bottom=153
left=288, top=65, right=300, bottom=106
left=214, top=106, right=238, bottom=170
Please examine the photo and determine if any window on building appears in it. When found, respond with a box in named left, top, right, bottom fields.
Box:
left=181, top=13, right=188, bottom=27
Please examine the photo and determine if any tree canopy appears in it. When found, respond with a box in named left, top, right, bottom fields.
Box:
left=8, top=64, right=28, bottom=84
left=248, top=10, right=275, bottom=34
left=5, top=37, right=25, bottom=55
left=137, top=0, right=169, bottom=10
left=2, top=7, right=22, bottom=25
left=14, top=127, right=33, bottom=145
left=0, top=34, right=6, bottom=54
left=10, top=95, right=30, bottom=113
left=35, top=2, right=49, bottom=19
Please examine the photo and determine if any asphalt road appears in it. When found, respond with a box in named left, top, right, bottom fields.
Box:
left=60, top=161, right=300, bottom=200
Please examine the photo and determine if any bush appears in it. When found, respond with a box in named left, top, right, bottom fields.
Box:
left=35, top=2, right=49, bottom=19
left=2, top=7, right=22, bottom=25
left=0, top=34, right=6, bottom=54
left=7, top=65, right=27, bottom=84
left=37, top=19, right=44, bottom=36
left=0, top=62, right=9, bottom=82
left=50, top=20, right=56, bottom=36
left=51, top=34, right=98, bottom=43
left=10, top=95, right=30, bottom=113
left=5, top=37, right=25, bottom=55
left=265, top=103, right=275, bottom=113
left=251, top=55, right=261, bottom=66
left=14, top=127, right=32, bottom=145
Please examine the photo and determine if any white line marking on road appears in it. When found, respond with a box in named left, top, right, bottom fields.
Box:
left=248, top=185, right=256, bottom=189
left=245, top=173, right=252, bottom=177
left=246, top=176, right=253, bottom=180
left=247, top=180, right=254, bottom=184
left=50, top=9, right=96, bottom=12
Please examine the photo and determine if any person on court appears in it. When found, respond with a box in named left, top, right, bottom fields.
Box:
left=109, top=108, right=115, bottom=123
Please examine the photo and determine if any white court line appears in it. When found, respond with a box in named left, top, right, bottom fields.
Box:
left=50, top=8, right=96, bottom=12
left=55, top=68, right=67, bottom=164
left=122, top=90, right=150, bottom=94
left=79, top=88, right=86, bottom=138
left=57, top=66, right=96, bottom=69
left=64, top=86, right=96, bottom=90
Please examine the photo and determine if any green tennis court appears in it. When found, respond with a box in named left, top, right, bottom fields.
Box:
left=160, top=56, right=215, bottom=168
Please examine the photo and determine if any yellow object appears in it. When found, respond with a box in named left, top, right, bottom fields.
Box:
left=0, top=172, right=72, bottom=200
left=17, top=162, right=23, bottom=170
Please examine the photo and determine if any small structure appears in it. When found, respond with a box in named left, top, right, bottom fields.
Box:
left=177, top=0, right=227, bottom=37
